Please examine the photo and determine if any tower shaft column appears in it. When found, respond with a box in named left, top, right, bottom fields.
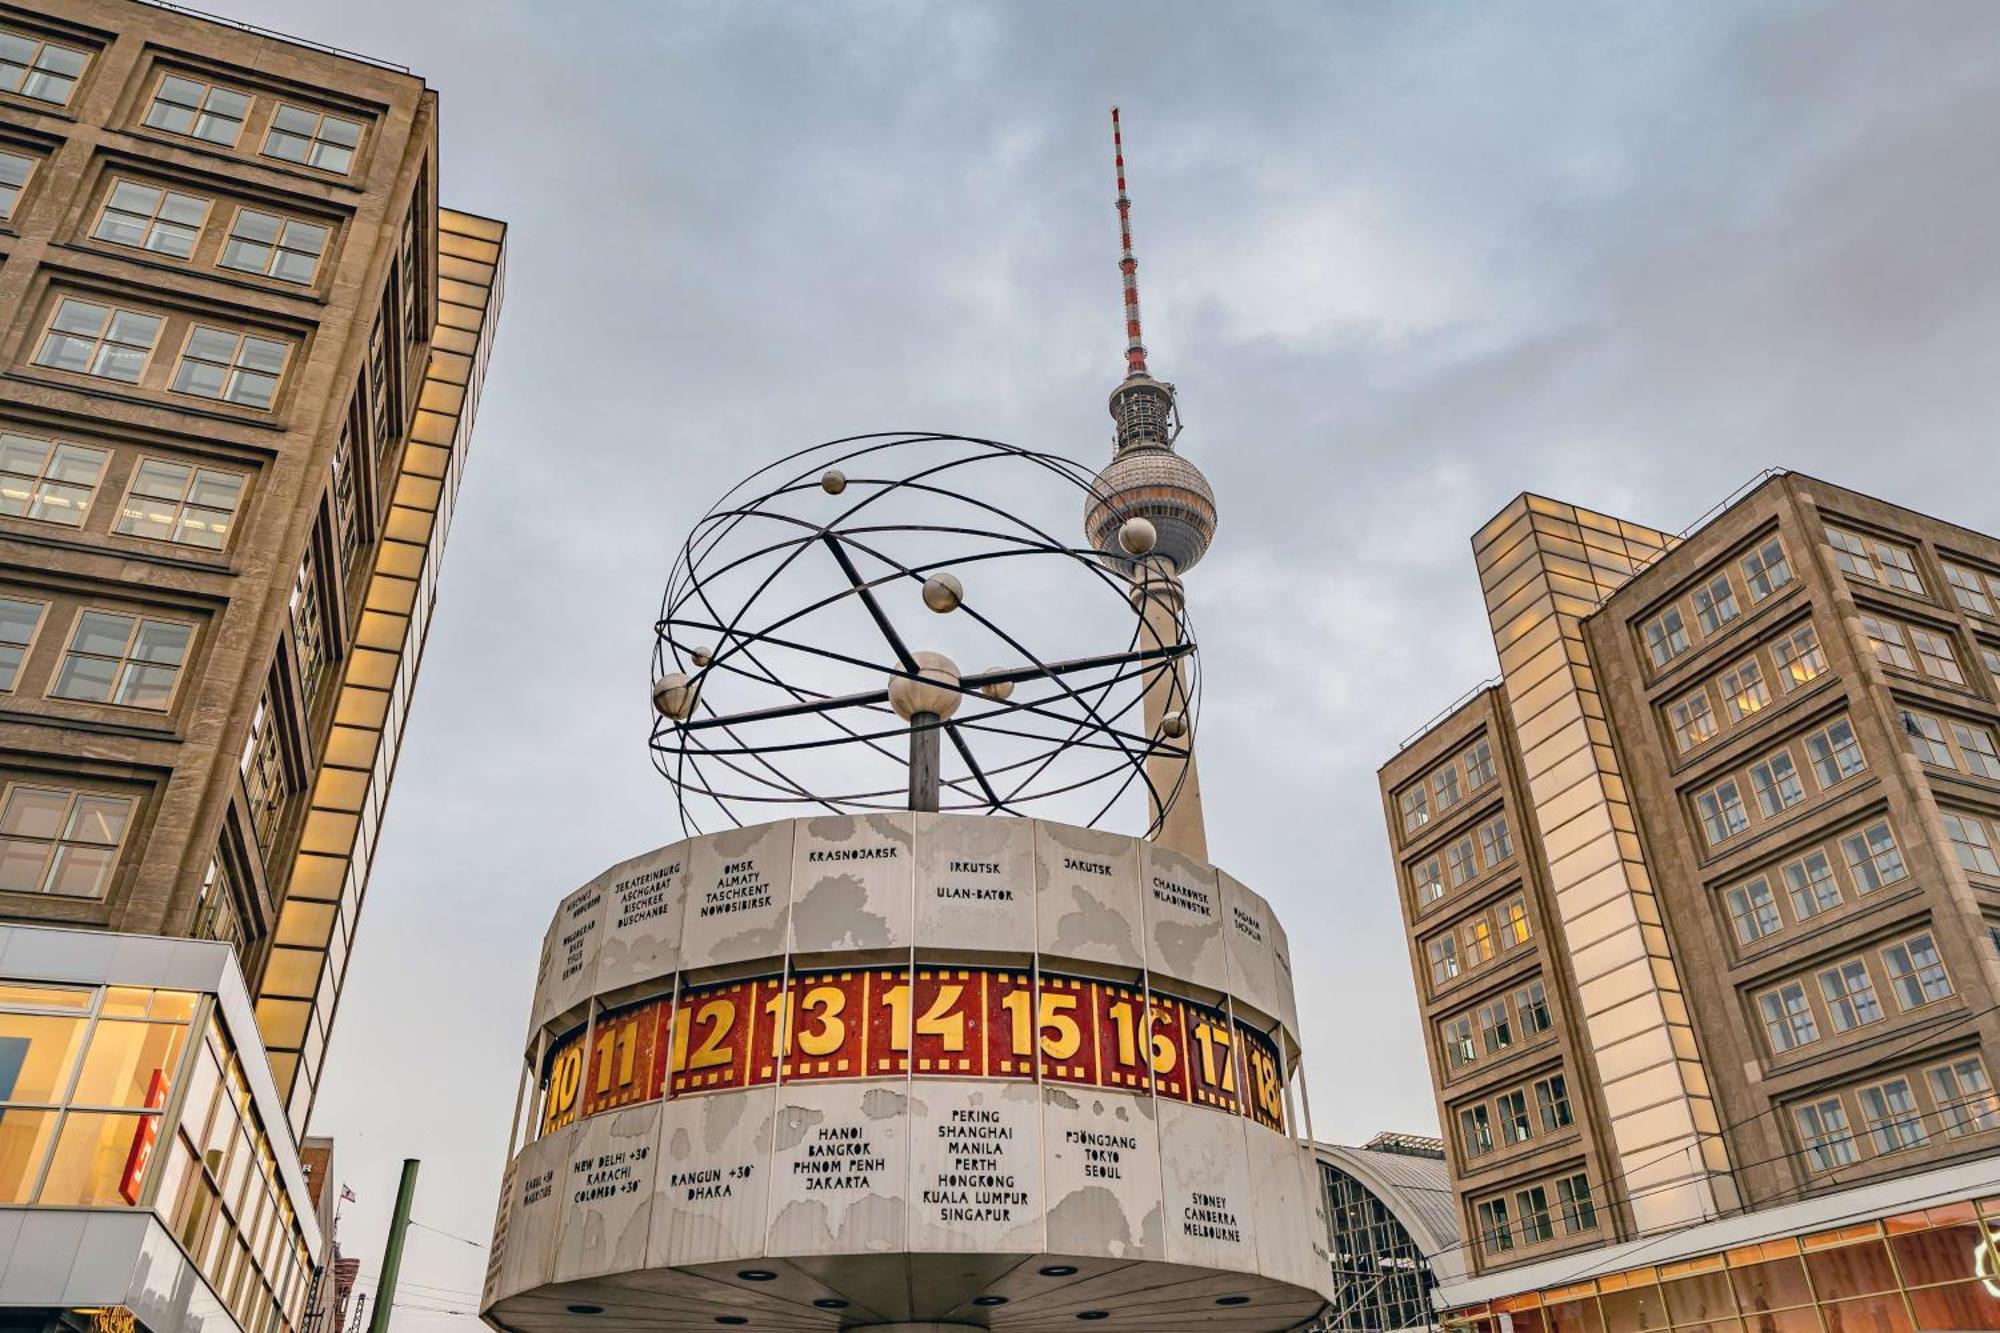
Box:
left=1135, top=567, right=1206, bottom=860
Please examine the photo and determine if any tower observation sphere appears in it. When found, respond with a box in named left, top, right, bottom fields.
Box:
left=1084, top=381, right=1218, bottom=574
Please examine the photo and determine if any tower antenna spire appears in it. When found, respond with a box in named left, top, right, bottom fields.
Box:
left=1112, top=106, right=1147, bottom=378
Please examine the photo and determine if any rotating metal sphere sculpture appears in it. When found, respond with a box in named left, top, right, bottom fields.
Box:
left=650, top=433, right=1200, bottom=837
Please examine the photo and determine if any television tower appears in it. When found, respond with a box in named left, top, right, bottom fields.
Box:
left=1085, top=107, right=1217, bottom=859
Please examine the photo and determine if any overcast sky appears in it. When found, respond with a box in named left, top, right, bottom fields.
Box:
left=235, top=0, right=2000, bottom=1322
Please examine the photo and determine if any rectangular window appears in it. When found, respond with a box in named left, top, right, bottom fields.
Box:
left=1795, top=1098, right=1859, bottom=1171
left=291, top=548, right=326, bottom=703
left=1644, top=607, right=1690, bottom=668
left=239, top=691, right=287, bottom=848
left=1694, top=574, right=1739, bottom=635
left=1727, top=877, right=1782, bottom=945
left=1945, top=812, right=2000, bottom=875
left=1806, top=720, right=1866, bottom=787
left=171, top=326, right=288, bottom=409
left=1498, top=1090, right=1532, bottom=1146
left=331, top=425, right=360, bottom=572
left=50, top=610, right=193, bottom=710
left=1479, top=814, right=1513, bottom=866
left=0, top=433, right=108, bottom=528
left=1758, top=981, right=1819, bottom=1053
left=1721, top=659, right=1770, bottom=723
left=34, top=299, right=162, bottom=384
left=1476, top=1197, right=1512, bottom=1254
left=1697, top=780, right=1749, bottom=846
left=1459, top=1104, right=1493, bottom=1158
left=1783, top=851, right=1842, bottom=921
left=1516, top=1185, right=1553, bottom=1243
left=1952, top=722, right=2000, bottom=780
left=0, top=28, right=87, bottom=106
left=1882, top=932, right=1953, bottom=1010
left=1499, top=896, right=1530, bottom=948
left=1412, top=855, right=1444, bottom=907
left=1534, top=1075, right=1573, bottom=1133
left=1446, top=835, right=1477, bottom=886
left=0, top=596, right=44, bottom=691
left=1817, top=960, right=1882, bottom=1033
left=1556, top=1174, right=1597, bottom=1233
left=1514, top=980, right=1552, bottom=1036
left=1911, top=627, right=1965, bottom=684
left=1465, top=739, right=1496, bottom=789
left=1461, top=917, right=1496, bottom=968
left=1927, top=1057, right=2000, bottom=1137
left=219, top=208, right=329, bottom=285
left=262, top=104, right=363, bottom=174
left=1427, top=936, right=1458, bottom=987
left=1945, top=563, right=1995, bottom=617
left=1742, top=538, right=1793, bottom=601
left=1861, top=613, right=1915, bottom=671
left=1431, top=763, right=1460, bottom=812
left=1877, top=541, right=1927, bottom=596
left=1904, top=710, right=1956, bottom=768
left=115, top=459, right=246, bottom=550
left=1399, top=785, right=1428, bottom=834
left=92, top=181, right=209, bottom=260
left=1749, top=751, right=1804, bottom=818
left=1442, top=1015, right=1476, bottom=1069
left=1774, top=623, right=1828, bottom=691
left=1983, top=643, right=2000, bottom=684
left=191, top=856, right=244, bottom=956
left=0, top=784, right=133, bottom=898
left=0, top=148, right=34, bottom=219
left=1478, top=1000, right=1512, bottom=1056
left=1670, top=689, right=1719, bottom=752
left=1858, top=1078, right=1928, bottom=1155
left=1841, top=822, right=1906, bottom=892
left=145, top=75, right=250, bottom=146
left=1827, top=527, right=1875, bottom=581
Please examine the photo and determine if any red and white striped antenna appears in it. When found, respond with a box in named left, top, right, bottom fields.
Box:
left=1112, top=106, right=1148, bottom=377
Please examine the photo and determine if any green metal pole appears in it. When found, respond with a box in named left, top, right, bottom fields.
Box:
left=367, top=1159, right=421, bottom=1333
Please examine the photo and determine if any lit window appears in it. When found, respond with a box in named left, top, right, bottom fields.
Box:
left=1697, top=780, right=1749, bottom=846
left=1840, top=822, right=1906, bottom=892
left=1720, top=659, right=1770, bottom=722
left=1805, top=719, right=1865, bottom=787
left=1827, top=527, right=1875, bottom=581
left=1479, top=814, right=1513, bottom=866
left=1945, top=812, right=2000, bottom=876
left=1861, top=613, right=1914, bottom=671
left=290, top=548, right=326, bottom=702
left=1927, top=1057, right=2000, bottom=1137
left=1903, top=711, right=1956, bottom=768
left=1412, top=855, right=1443, bottom=906
left=92, top=181, right=208, bottom=260
left=1742, top=538, right=1792, bottom=601
left=116, top=459, right=245, bottom=550
left=1476, top=1197, right=1512, bottom=1254
left=1427, top=936, right=1458, bottom=987
left=1499, top=1091, right=1532, bottom=1146
left=1478, top=1000, right=1512, bottom=1055
left=1670, top=690, right=1718, bottom=752
left=0, top=433, right=108, bottom=527
left=1783, top=851, right=1841, bottom=921
left=50, top=611, right=192, bottom=710
left=34, top=299, right=161, bottom=383
left=1399, top=784, right=1429, bottom=835
left=240, top=691, right=287, bottom=847
left=1534, top=1075, right=1572, bottom=1133
left=1693, top=574, right=1739, bottom=635
left=1773, top=624, right=1827, bottom=691
left=1727, top=877, right=1782, bottom=945
left=262, top=104, right=363, bottom=174
left=1910, top=627, right=1965, bottom=684
left=1461, top=917, right=1496, bottom=967
left=1499, top=896, right=1530, bottom=948
left=1459, top=1104, right=1493, bottom=1158
left=1465, top=739, right=1496, bottom=789
left=1446, top=835, right=1477, bottom=886
left=1817, top=960, right=1882, bottom=1033
left=219, top=208, right=329, bottom=284
left=0, top=148, right=35, bottom=219
left=1442, top=1015, right=1476, bottom=1068
left=0, top=596, right=44, bottom=690
left=1431, top=763, right=1460, bottom=812
left=0, top=29, right=87, bottom=106
left=1944, top=563, right=1995, bottom=617
left=0, top=784, right=132, bottom=897
left=1644, top=607, right=1690, bottom=668
left=144, top=75, right=249, bottom=146
left=1748, top=751, right=1804, bottom=818
left=1953, top=722, right=2000, bottom=780
left=1794, top=1098, right=1858, bottom=1171
left=1858, top=1078, right=1928, bottom=1155
left=1515, top=1184, right=1552, bottom=1241
left=1881, top=932, right=1952, bottom=1010
left=1514, top=980, right=1552, bottom=1036
left=1758, top=982, right=1819, bottom=1053
left=1556, top=1174, right=1597, bottom=1233
left=171, top=326, right=287, bottom=409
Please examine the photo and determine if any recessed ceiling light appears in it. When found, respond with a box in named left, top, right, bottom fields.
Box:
left=565, top=1306, right=603, bottom=1316
left=736, top=1269, right=777, bottom=1282
left=1216, top=1295, right=1251, bottom=1306
left=1077, top=1313, right=1110, bottom=1322
left=972, top=1296, right=1009, bottom=1307
left=812, top=1299, right=849, bottom=1310
left=1039, top=1265, right=1079, bottom=1277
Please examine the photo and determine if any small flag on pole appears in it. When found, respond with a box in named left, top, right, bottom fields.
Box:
left=340, top=1185, right=357, bottom=1203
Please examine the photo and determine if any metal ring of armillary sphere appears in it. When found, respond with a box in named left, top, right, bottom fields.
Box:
left=650, top=432, right=1200, bottom=837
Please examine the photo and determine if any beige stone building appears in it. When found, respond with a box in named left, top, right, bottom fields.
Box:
left=1384, top=474, right=2000, bottom=1329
